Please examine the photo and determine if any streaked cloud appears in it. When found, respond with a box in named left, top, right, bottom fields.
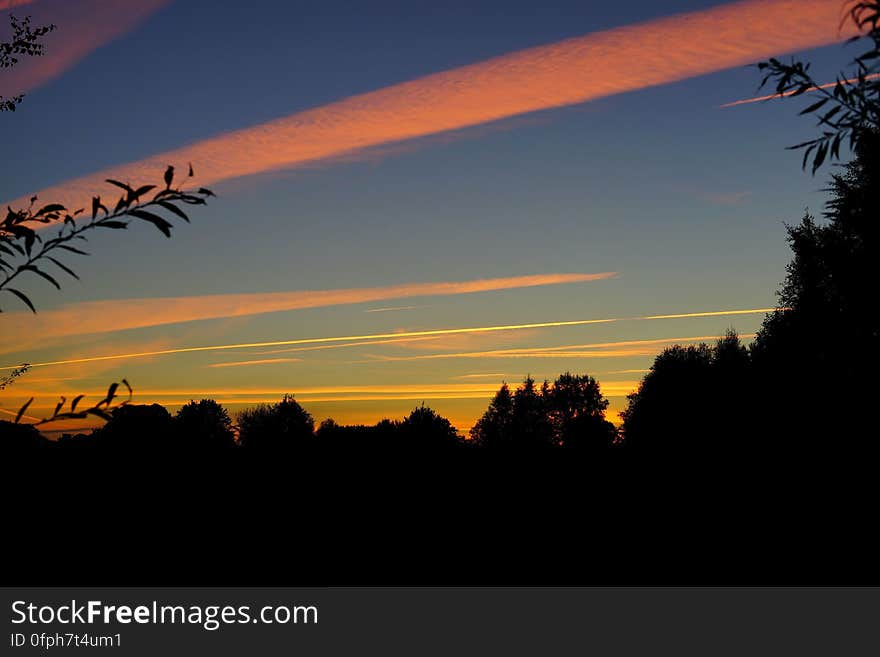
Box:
left=1, top=0, right=171, bottom=98
left=4, top=272, right=613, bottom=346
left=2, top=309, right=774, bottom=370
left=6, top=0, right=854, bottom=212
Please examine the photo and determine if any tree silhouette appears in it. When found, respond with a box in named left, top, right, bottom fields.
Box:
left=0, top=14, right=55, bottom=112
left=470, top=374, right=615, bottom=450
left=469, top=383, right=514, bottom=448
left=510, top=376, right=554, bottom=448
left=621, top=333, right=754, bottom=456
left=175, top=399, right=236, bottom=454
left=545, top=373, right=616, bottom=451
left=399, top=403, right=461, bottom=450
left=751, top=131, right=879, bottom=447
left=89, top=403, right=174, bottom=456
left=237, top=394, right=315, bottom=453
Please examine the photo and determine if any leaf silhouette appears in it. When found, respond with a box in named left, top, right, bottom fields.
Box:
left=46, top=256, right=80, bottom=280
left=105, top=179, right=134, bottom=194
left=6, top=287, right=36, bottom=312
left=35, top=203, right=65, bottom=216
left=128, top=209, right=173, bottom=237
left=156, top=201, right=189, bottom=222
left=15, top=397, right=33, bottom=424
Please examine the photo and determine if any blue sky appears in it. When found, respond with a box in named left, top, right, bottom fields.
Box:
left=0, top=0, right=855, bottom=429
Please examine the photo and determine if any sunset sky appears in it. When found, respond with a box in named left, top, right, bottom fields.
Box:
left=0, top=0, right=856, bottom=432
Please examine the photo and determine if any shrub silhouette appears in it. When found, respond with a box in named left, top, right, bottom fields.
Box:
left=237, top=394, right=314, bottom=453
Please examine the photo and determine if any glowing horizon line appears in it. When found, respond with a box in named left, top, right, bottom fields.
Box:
left=1, top=307, right=778, bottom=370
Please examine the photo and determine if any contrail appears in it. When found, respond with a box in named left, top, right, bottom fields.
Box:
left=6, top=0, right=854, bottom=212
left=641, top=309, right=781, bottom=320
left=721, top=73, right=880, bottom=108
left=208, top=357, right=302, bottom=368
left=359, top=334, right=758, bottom=362
left=1, top=307, right=778, bottom=370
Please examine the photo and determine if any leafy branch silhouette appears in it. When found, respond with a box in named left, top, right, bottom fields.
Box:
left=0, top=363, right=29, bottom=391
left=0, top=165, right=214, bottom=313
left=1, top=168, right=213, bottom=427
left=0, top=14, right=56, bottom=112
left=756, top=0, right=880, bottom=173
left=15, top=379, right=133, bottom=425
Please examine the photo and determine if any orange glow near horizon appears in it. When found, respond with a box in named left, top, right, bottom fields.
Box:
left=8, top=381, right=641, bottom=431
left=6, top=0, right=856, bottom=213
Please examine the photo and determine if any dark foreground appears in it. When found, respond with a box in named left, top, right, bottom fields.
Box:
left=3, top=444, right=874, bottom=587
